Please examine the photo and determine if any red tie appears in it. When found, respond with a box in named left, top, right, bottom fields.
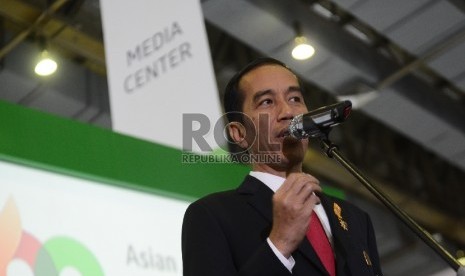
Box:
left=307, top=212, right=336, bottom=276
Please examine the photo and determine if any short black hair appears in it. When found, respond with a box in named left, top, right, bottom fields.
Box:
left=223, top=57, right=290, bottom=123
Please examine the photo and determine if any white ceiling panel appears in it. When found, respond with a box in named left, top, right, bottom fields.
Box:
left=428, top=40, right=465, bottom=81
left=335, top=0, right=430, bottom=33
left=384, top=1, right=465, bottom=54
left=361, top=90, right=465, bottom=170
left=368, top=93, right=450, bottom=144
left=331, top=0, right=365, bottom=11
left=203, top=0, right=293, bottom=53
left=301, top=57, right=375, bottom=94
left=457, top=76, right=465, bottom=91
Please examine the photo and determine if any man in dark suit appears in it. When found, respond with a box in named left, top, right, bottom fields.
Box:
left=182, top=58, right=383, bottom=276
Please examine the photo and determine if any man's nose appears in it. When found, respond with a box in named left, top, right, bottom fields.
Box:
left=278, top=102, right=295, bottom=121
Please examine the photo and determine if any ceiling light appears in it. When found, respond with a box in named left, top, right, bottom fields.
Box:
left=291, top=21, right=315, bottom=61
left=292, top=36, right=315, bottom=60
left=35, top=50, right=58, bottom=76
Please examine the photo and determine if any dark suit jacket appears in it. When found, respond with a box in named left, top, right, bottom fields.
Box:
left=182, top=175, right=382, bottom=276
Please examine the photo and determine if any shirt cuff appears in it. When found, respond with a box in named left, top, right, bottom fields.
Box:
left=266, top=237, right=296, bottom=272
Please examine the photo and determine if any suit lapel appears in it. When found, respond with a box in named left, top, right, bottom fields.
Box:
left=321, top=195, right=376, bottom=276
left=320, top=196, right=352, bottom=251
left=237, top=175, right=274, bottom=223
left=320, top=196, right=351, bottom=275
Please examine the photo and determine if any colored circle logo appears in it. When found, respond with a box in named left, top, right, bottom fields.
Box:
left=0, top=197, right=104, bottom=276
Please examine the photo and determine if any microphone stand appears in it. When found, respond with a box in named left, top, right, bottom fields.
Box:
left=317, top=131, right=465, bottom=275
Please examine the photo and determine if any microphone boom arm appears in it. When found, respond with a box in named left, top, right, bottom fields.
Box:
left=317, top=131, right=465, bottom=275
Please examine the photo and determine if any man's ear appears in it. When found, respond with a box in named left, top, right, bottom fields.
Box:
left=227, top=122, right=249, bottom=149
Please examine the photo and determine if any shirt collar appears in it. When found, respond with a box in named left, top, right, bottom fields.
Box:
left=249, top=171, right=285, bottom=193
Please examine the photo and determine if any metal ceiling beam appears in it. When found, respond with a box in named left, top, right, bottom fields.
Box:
left=0, top=0, right=71, bottom=59
left=376, top=24, right=465, bottom=91
left=0, top=0, right=105, bottom=75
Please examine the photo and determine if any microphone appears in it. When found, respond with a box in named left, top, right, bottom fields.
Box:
left=288, top=101, right=352, bottom=139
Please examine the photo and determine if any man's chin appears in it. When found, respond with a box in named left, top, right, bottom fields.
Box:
left=282, top=137, right=307, bottom=163
left=282, top=136, right=302, bottom=144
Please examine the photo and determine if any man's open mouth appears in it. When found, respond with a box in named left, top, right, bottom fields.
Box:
left=277, top=129, right=290, bottom=138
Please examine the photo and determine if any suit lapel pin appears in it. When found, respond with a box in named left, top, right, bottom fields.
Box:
left=363, top=250, right=373, bottom=266
left=333, top=203, right=348, bottom=231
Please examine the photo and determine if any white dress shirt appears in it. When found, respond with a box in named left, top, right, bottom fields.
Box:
left=249, top=171, right=334, bottom=272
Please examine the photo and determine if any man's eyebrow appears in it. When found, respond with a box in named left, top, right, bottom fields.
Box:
left=287, top=86, right=303, bottom=93
left=252, top=89, right=273, bottom=103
